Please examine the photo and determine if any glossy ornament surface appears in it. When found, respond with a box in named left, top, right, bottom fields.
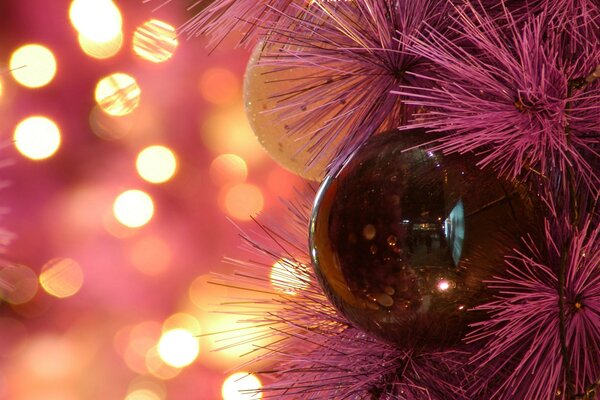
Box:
left=244, top=42, right=346, bottom=181
left=309, top=129, right=539, bottom=348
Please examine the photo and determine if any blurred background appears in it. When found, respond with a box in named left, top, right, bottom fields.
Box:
left=0, top=1, right=303, bottom=398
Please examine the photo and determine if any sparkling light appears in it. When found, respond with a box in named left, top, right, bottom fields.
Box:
left=136, top=145, right=178, bottom=184
left=209, top=154, right=248, bottom=186
left=199, top=68, right=239, bottom=105
left=0, top=264, right=39, bottom=305
left=133, top=20, right=178, bottom=63
left=222, top=372, right=263, bottom=400
left=13, top=116, right=61, bottom=160
left=78, top=31, right=123, bottom=59
left=157, top=329, right=199, bottom=368
left=113, top=190, right=154, bottom=228
left=95, top=73, right=141, bottom=116
left=270, top=259, right=310, bottom=295
left=69, top=0, right=122, bottom=43
left=39, top=258, right=84, bottom=298
left=129, top=236, right=171, bottom=276
left=223, top=183, right=264, bottom=221
left=9, top=44, right=57, bottom=88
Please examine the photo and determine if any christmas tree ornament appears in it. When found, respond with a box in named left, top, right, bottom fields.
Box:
left=244, top=41, right=344, bottom=181
left=309, top=129, right=539, bottom=347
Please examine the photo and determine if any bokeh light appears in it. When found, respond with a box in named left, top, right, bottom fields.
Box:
left=125, top=389, right=162, bottom=400
left=199, top=68, right=240, bottom=105
left=69, top=0, right=122, bottom=43
left=39, top=258, right=84, bottom=298
left=162, top=313, right=201, bottom=334
left=129, top=236, right=171, bottom=276
left=133, top=20, right=178, bottom=63
left=136, top=145, right=178, bottom=184
left=126, top=377, right=166, bottom=400
left=145, top=346, right=181, bottom=380
left=270, top=259, right=310, bottom=295
left=209, top=154, right=248, bottom=186
left=95, top=73, right=141, bottom=116
left=222, top=372, right=263, bottom=400
left=13, top=116, right=61, bottom=160
left=222, top=183, right=264, bottom=221
left=113, top=190, right=154, bottom=228
left=157, top=329, right=199, bottom=368
left=78, top=31, right=123, bottom=59
left=9, top=44, right=57, bottom=88
left=0, top=264, right=39, bottom=305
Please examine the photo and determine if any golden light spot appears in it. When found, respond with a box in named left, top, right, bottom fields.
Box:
left=13, top=116, right=61, bottom=160
left=145, top=346, right=181, bottom=380
left=209, top=154, right=248, bottom=186
left=95, top=73, right=141, bottom=116
left=39, top=258, right=84, bottom=298
left=136, top=145, right=177, bottom=184
left=223, top=183, right=264, bottom=221
left=69, top=0, right=122, bottom=43
left=133, top=19, right=178, bottom=63
left=199, top=68, right=240, bottom=105
left=163, top=313, right=201, bottom=334
left=78, top=30, right=123, bottom=59
left=157, top=329, right=199, bottom=368
left=201, top=105, right=265, bottom=163
left=222, top=372, right=263, bottom=400
left=113, top=190, right=154, bottom=228
left=9, top=44, right=57, bottom=88
left=125, top=389, right=161, bottom=400
left=0, top=264, right=39, bottom=304
left=270, top=259, right=310, bottom=295
left=129, top=236, right=171, bottom=276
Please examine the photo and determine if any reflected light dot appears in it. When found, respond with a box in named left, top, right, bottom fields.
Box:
left=69, top=0, right=122, bottom=43
left=270, top=260, right=310, bottom=295
left=157, top=329, right=199, bottom=368
left=39, top=258, right=84, bottom=298
left=78, top=30, right=123, bottom=59
left=95, top=73, right=141, bottom=116
left=200, top=68, right=239, bottom=105
left=209, top=154, right=247, bottom=186
left=133, top=19, right=178, bottom=63
left=13, top=116, right=61, bottom=160
left=136, top=145, right=177, bottom=184
left=130, top=236, right=171, bottom=276
left=125, top=389, right=162, bottom=400
left=0, top=264, right=39, bottom=304
left=113, top=190, right=154, bottom=228
left=222, top=372, right=263, bottom=400
left=223, top=183, right=264, bottom=221
left=9, top=44, right=57, bottom=88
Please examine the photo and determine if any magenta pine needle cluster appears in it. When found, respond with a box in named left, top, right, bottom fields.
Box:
left=254, top=0, right=453, bottom=172
left=396, top=3, right=599, bottom=189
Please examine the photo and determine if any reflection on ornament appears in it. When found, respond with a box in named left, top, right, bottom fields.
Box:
left=244, top=42, right=345, bottom=181
left=309, top=129, right=539, bottom=348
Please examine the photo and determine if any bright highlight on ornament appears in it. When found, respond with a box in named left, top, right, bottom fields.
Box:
left=78, top=31, right=123, bottom=59
left=39, top=258, right=84, bottom=298
left=209, top=154, right=248, bottom=186
left=9, top=44, right=57, bottom=88
left=157, top=329, right=199, bottom=368
left=95, top=73, right=141, bottom=116
left=113, top=190, right=154, bottom=228
left=133, top=19, right=178, bottom=63
left=223, top=183, right=264, bottom=221
left=136, top=145, right=178, bottom=184
left=69, top=0, right=122, bottom=43
left=13, top=116, right=61, bottom=160
left=222, top=372, right=263, bottom=400
left=270, top=259, right=310, bottom=295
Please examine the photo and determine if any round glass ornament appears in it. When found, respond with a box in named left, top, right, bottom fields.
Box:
left=244, top=41, right=346, bottom=181
left=309, top=129, right=540, bottom=348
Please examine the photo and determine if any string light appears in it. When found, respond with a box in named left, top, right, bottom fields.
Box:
left=13, top=116, right=61, bottom=160
left=157, top=329, right=199, bottom=368
left=39, top=258, right=84, bottom=298
left=69, top=0, right=122, bottom=43
left=95, top=73, right=141, bottom=116
left=133, top=20, right=178, bottom=63
left=136, top=145, right=178, bottom=184
left=113, top=190, right=154, bottom=228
